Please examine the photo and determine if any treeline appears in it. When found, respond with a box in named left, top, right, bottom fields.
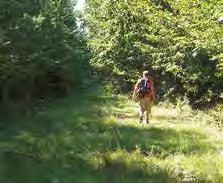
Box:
left=85, top=0, right=223, bottom=108
left=0, top=0, right=88, bottom=104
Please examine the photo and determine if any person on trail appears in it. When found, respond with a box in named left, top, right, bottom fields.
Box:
left=132, top=70, right=155, bottom=124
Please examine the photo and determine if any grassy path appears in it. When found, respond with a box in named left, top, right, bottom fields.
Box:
left=0, top=87, right=222, bottom=183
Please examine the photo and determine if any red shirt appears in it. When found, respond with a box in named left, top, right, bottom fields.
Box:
left=133, top=77, right=153, bottom=99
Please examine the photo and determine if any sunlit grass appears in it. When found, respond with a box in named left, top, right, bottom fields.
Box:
left=0, top=86, right=222, bottom=183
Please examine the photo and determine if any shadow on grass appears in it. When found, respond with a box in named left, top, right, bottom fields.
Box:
left=0, top=149, right=177, bottom=183
left=0, top=87, right=215, bottom=183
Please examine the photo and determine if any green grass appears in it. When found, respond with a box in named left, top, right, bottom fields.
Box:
left=0, top=86, right=222, bottom=183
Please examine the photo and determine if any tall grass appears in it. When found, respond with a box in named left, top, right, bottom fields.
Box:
left=0, top=86, right=222, bottom=183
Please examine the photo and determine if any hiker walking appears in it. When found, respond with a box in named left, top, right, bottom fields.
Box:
left=132, top=70, right=155, bottom=124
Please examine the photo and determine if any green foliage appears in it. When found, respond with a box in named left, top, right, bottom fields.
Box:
left=0, top=0, right=88, bottom=103
left=207, top=103, right=223, bottom=128
left=85, top=0, right=223, bottom=107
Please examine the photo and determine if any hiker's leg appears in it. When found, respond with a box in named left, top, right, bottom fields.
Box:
left=145, top=110, right=149, bottom=123
left=146, top=98, right=152, bottom=124
left=139, top=109, right=144, bottom=123
left=145, top=105, right=150, bottom=124
left=149, top=98, right=154, bottom=119
left=139, top=100, right=145, bottom=123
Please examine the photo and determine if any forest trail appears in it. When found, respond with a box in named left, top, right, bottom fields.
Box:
left=0, top=87, right=222, bottom=183
left=1, top=1, right=223, bottom=182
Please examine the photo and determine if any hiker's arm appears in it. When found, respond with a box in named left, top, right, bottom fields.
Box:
left=132, top=79, right=140, bottom=101
left=148, top=76, right=155, bottom=101
left=151, top=81, right=156, bottom=101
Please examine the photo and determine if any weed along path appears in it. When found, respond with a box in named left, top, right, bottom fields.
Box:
left=0, top=89, right=222, bottom=183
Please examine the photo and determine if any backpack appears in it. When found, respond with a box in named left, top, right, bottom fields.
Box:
left=139, top=78, right=151, bottom=96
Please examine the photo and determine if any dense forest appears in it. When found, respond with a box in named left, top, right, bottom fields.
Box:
left=0, top=0, right=223, bottom=183
left=0, top=0, right=88, bottom=105
left=0, top=0, right=222, bottom=107
left=85, top=0, right=223, bottom=107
